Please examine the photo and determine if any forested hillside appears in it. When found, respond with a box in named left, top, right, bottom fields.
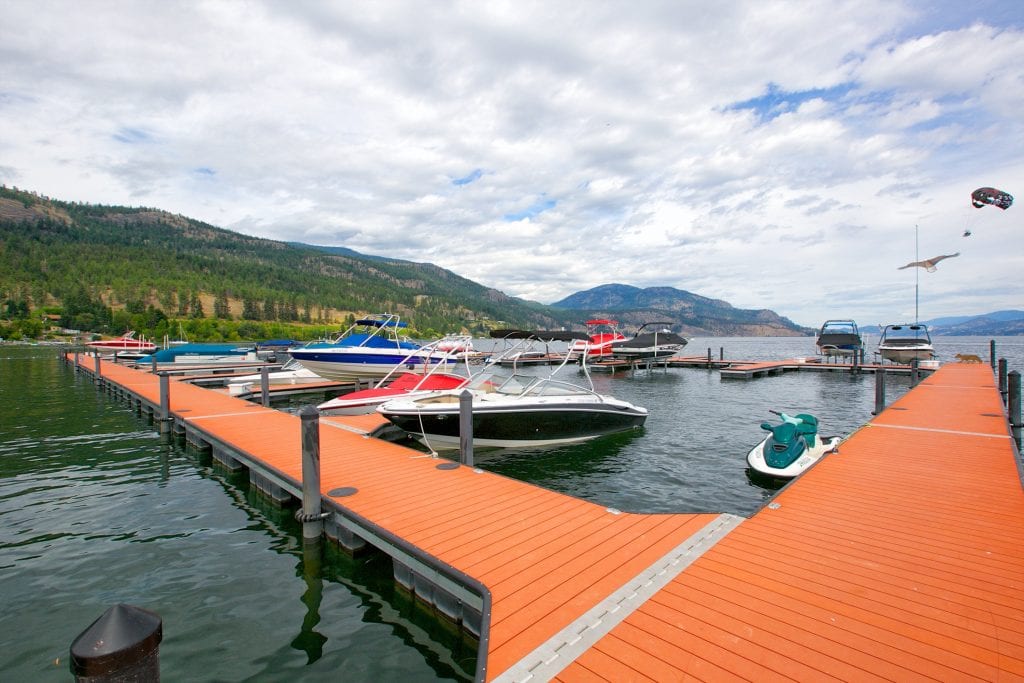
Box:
left=0, top=186, right=561, bottom=340
left=1, top=186, right=813, bottom=342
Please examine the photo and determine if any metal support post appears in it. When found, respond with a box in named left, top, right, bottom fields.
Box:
left=1009, top=371, right=1021, bottom=449
left=990, top=339, right=997, bottom=371
left=158, top=373, right=171, bottom=434
left=459, top=389, right=474, bottom=467
left=873, top=367, right=886, bottom=415
left=260, top=366, right=270, bottom=407
left=298, top=407, right=324, bottom=540
left=999, top=358, right=1008, bottom=402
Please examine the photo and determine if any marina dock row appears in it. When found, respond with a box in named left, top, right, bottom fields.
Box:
left=67, top=353, right=1023, bottom=681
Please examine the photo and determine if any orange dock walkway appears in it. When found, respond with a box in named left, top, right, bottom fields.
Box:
left=554, top=362, right=1024, bottom=681
left=71, top=356, right=1023, bottom=681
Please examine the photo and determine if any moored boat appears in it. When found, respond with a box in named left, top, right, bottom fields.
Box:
left=86, top=330, right=157, bottom=356
left=227, top=358, right=325, bottom=391
left=608, top=322, right=687, bottom=359
left=317, top=335, right=476, bottom=415
left=815, top=319, right=863, bottom=359
left=877, top=323, right=935, bottom=363
left=288, top=314, right=457, bottom=382
left=377, top=334, right=647, bottom=449
left=568, top=319, right=626, bottom=359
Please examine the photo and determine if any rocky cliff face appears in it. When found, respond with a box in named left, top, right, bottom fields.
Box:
left=553, top=284, right=811, bottom=337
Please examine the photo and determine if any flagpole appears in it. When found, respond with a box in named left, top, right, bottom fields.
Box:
left=914, top=224, right=919, bottom=324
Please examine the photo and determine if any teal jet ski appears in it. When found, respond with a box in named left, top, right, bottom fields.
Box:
left=746, top=411, right=841, bottom=480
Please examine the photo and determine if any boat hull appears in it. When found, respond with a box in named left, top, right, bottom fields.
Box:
left=877, top=345, right=935, bottom=363
left=289, top=349, right=456, bottom=381
left=746, top=435, right=841, bottom=479
left=318, top=373, right=468, bottom=415
left=380, top=397, right=647, bottom=449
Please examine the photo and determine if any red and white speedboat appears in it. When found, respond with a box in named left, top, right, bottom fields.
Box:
left=317, top=334, right=476, bottom=415
left=86, top=331, right=157, bottom=356
left=317, top=370, right=469, bottom=415
left=568, top=319, right=626, bottom=359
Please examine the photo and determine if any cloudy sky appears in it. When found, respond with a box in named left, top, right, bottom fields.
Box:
left=2, top=1, right=1022, bottom=328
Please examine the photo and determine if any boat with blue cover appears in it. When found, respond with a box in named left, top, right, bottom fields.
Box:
left=288, top=313, right=457, bottom=382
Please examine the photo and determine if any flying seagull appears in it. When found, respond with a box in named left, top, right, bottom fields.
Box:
left=898, top=252, right=960, bottom=273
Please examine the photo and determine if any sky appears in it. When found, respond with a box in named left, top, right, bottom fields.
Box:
left=1, top=0, right=1022, bottom=328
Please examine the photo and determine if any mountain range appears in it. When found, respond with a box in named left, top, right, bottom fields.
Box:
left=922, top=310, right=1024, bottom=336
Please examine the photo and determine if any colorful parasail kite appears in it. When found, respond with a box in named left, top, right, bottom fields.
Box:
left=971, top=187, right=1013, bottom=210
left=898, top=252, right=960, bottom=273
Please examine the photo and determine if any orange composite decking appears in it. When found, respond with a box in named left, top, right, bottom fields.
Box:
left=554, top=362, right=1024, bottom=682
left=73, top=356, right=726, bottom=681
left=73, top=356, right=1024, bottom=681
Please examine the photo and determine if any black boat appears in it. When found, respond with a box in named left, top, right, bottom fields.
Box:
left=608, top=322, right=687, bottom=359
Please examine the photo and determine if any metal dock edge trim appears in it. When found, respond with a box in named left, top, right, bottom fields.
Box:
left=492, top=512, right=745, bottom=683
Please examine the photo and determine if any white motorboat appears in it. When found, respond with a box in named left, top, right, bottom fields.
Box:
left=227, top=358, right=326, bottom=389
left=87, top=331, right=157, bottom=357
left=288, top=314, right=458, bottom=382
left=877, top=323, right=935, bottom=363
left=377, top=333, right=647, bottom=450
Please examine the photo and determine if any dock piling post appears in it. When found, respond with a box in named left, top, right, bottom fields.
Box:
left=73, top=351, right=80, bottom=373
left=706, top=348, right=712, bottom=368
left=93, top=352, right=102, bottom=386
left=151, top=355, right=158, bottom=374
left=459, top=389, right=474, bottom=467
left=260, top=366, right=270, bottom=407
left=910, top=358, right=920, bottom=387
left=1008, top=371, right=1021, bottom=448
left=720, top=347, right=724, bottom=361
left=158, top=373, right=171, bottom=434
left=990, top=340, right=997, bottom=370
left=873, top=367, right=886, bottom=414
left=298, top=407, right=324, bottom=540
left=70, top=604, right=162, bottom=682
left=999, top=359, right=1008, bottom=402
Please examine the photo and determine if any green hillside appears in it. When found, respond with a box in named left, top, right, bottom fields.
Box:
left=1, top=186, right=811, bottom=342
left=0, top=186, right=562, bottom=341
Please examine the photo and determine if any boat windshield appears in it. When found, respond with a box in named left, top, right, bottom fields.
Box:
left=820, top=321, right=858, bottom=335
left=464, top=370, right=593, bottom=398
left=882, top=324, right=931, bottom=342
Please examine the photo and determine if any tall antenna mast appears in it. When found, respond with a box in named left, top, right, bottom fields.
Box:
left=914, top=224, right=919, bottom=324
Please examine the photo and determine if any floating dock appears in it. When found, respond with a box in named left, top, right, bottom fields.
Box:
left=67, top=353, right=1023, bottom=681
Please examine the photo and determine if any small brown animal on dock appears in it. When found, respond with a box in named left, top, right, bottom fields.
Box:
left=955, top=353, right=983, bottom=364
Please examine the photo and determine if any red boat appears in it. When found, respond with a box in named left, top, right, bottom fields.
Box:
left=568, top=319, right=626, bottom=358
left=86, top=330, right=157, bottom=355
left=317, top=371, right=468, bottom=415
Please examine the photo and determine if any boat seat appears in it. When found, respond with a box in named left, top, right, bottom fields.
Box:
left=794, top=413, right=818, bottom=444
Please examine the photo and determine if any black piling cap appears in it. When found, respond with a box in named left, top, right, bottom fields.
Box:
left=70, top=603, right=163, bottom=677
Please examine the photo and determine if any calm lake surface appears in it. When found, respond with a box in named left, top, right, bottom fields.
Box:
left=2, top=336, right=1021, bottom=681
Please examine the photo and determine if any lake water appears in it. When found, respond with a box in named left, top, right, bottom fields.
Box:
left=2, top=337, right=1021, bottom=681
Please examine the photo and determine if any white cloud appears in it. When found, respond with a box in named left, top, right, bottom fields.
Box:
left=1, top=0, right=1022, bottom=327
